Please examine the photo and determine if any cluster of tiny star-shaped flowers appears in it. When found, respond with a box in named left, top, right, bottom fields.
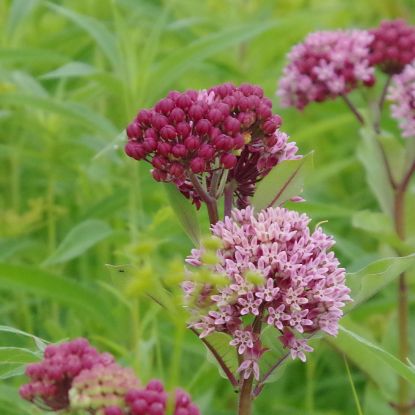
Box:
left=19, top=338, right=114, bottom=411
left=278, top=30, right=375, bottom=109
left=388, top=62, right=415, bottom=138
left=185, top=207, right=351, bottom=380
left=369, top=19, right=415, bottom=75
left=125, top=83, right=298, bottom=208
left=19, top=338, right=200, bottom=415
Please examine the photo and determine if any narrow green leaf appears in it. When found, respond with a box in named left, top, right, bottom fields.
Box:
left=0, top=48, right=67, bottom=64
left=5, top=0, right=38, bottom=39
left=358, top=128, right=394, bottom=216
left=252, top=152, right=313, bottom=211
left=0, top=93, right=117, bottom=136
left=164, top=184, right=200, bottom=247
left=43, top=219, right=112, bottom=266
left=346, top=254, right=415, bottom=310
left=0, top=263, right=115, bottom=327
left=46, top=2, right=120, bottom=69
left=40, top=62, right=97, bottom=80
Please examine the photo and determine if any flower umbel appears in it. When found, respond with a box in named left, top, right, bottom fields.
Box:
left=125, top=83, right=299, bottom=208
left=185, top=206, right=351, bottom=380
left=278, top=30, right=374, bottom=109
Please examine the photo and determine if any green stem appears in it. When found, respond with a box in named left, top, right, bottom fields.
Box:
left=238, top=375, right=254, bottom=415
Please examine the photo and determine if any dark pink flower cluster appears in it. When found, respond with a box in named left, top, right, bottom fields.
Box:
left=125, top=83, right=298, bottom=208
left=369, top=19, right=415, bottom=74
left=185, top=207, right=350, bottom=379
left=278, top=30, right=375, bottom=109
left=20, top=338, right=201, bottom=415
left=19, top=338, right=114, bottom=410
left=125, top=380, right=200, bottom=415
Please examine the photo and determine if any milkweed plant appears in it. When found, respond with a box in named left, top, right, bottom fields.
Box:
left=17, top=19, right=415, bottom=415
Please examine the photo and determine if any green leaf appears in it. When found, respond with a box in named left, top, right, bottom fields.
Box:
left=164, top=184, right=200, bottom=247
left=5, top=0, right=38, bottom=39
left=46, top=2, right=120, bottom=69
left=358, top=128, right=394, bottom=216
left=43, top=219, right=112, bottom=266
left=0, top=263, right=115, bottom=327
left=0, top=326, right=47, bottom=351
left=0, top=48, right=67, bottom=64
left=346, top=254, right=415, bottom=310
left=252, top=152, right=313, bottom=211
left=327, top=319, right=397, bottom=400
left=0, top=93, right=117, bottom=136
left=40, top=62, right=97, bottom=80
left=203, top=332, right=238, bottom=380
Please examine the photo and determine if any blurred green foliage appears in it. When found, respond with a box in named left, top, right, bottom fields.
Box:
left=0, top=0, right=414, bottom=414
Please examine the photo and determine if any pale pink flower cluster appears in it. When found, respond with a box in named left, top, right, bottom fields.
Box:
left=278, top=30, right=375, bottom=109
left=185, top=207, right=350, bottom=380
left=388, top=62, right=415, bottom=138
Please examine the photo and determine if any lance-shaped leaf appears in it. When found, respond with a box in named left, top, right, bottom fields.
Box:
left=164, top=183, right=200, bottom=247
left=346, top=254, right=415, bottom=310
left=252, top=152, right=313, bottom=211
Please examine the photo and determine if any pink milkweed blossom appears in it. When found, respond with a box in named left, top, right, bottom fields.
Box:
left=278, top=30, right=375, bottom=109
left=369, top=19, right=415, bottom=74
left=388, top=62, right=415, bottom=138
left=185, top=207, right=351, bottom=380
left=69, top=363, right=140, bottom=413
left=125, top=83, right=299, bottom=208
left=19, top=338, right=114, bottom=411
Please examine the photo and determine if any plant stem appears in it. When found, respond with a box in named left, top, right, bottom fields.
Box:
left=341, top=94, right=365, bottom=125
left=189, top=172, right=219, bottom=225
left=393, top=160, right=415, bottom=415
left=238, top=375, right=254, bottom=415
left=374, top=75, right=392, bottom=133
left=224, top=181, right=236, bottom=218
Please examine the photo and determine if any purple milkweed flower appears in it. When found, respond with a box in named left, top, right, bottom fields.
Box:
left=125, top=83, right=299, bottom=208
left=278, top=30, right=375, bottom=109
left=69, top=363, right=140, bottom=413
left=185, top=207, right=351, bottom=378
left=19, top=338, right=114, bottom=411
left=369, top=19, right=415, bottom=74
left=388, top=62, right=415, bottom=138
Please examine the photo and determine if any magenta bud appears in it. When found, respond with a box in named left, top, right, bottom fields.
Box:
left=167, top=90, right=181, bottom=101
left=257, top=104, right=272, bottom=119
left=238, top=112, right=256, bottom=128
left=221, top=153, right=237, bottom=169
left=126, top=122, right=141, bottom=139
left=184, top=135, right=200, bottom=151
left=169, top=107, right=186, bottom=124
left=143, top=138, right=157, bottom=152
left=172, top=144, right=187, bottom=157
left=198, top=144, right=215, bottom=160
left=190, top=157, right=205, bottom=173
left=240, top=83, right=254, bottom=96
left=152, top=169, right=167, bottom=182
left=177, top=94, right=193, bottom=109
left=159, top=125, right=177, bottom=140
left=149, top=402, right=164, bottom=415
left=125, top=142, right=146, bottom=160
left=176, top=409, right=189, bottom=415
left=176, top=121, right=191, bottom=137
left=213, top=134, right=232, bottom=151
left=132, top=398, right=149, bottom=413
left=185, top=90, right=198, bottom=100
left=152, top=156, right=167, bottom=169
left=223, top=116, right=241, bottom=134
left=136, top=109, right=152, bottom=125
left=170, top=163, right=185, bottom=177
left=223, top=95, right=237, bottom=110
left=238, top=97, right=250, bottom=112
left=189, top=104, right=204, bottom=121
left=252, top=85, right=264, bottom=97
left=232, top=134, right=245, bottom=149
left=152, top=114, right=169, bottom=131
left=216, top=102, right=230, bottom=117
left=247, top=95, right=260, bottom=109
left=104, top=407, right=124, bottom=415
left=147, top=380, right=164, bottom=393
left=145, top=128, right=157, bottom=139
left=263, top=117, right=281, bottom=135
left=207, top=108, right=223, bottom=124
left=157, top=142, right=172, bottom=156
left=155, top=98, right=175, bottom=115
left=195, top=119, right=211, bottom=135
